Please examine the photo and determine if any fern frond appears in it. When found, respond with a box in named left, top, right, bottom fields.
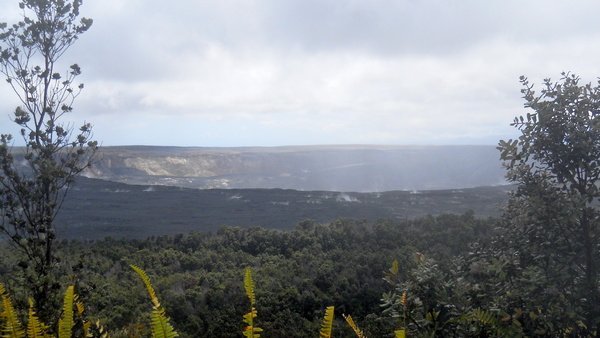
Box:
left=242, top=307, right=263, bottom=338
left=470, top=308, right=497, bottom=326
left=131, top=265, right=160, bottom=308
left=74, top=300, right=91, bottom=338
left=26, top=298, right=49, bottom=338
left=58, top=286, right=75, bottom=338
left=343, top=314, right=366, bottom=338
left=394, top=329, right=406, bottom=338
left=242, top=307, right=256, bottom=326
left=242, top=268, right=263, bottom=337
left=319, top=306, right=335, bottom=338
left=244, top=268, right=255, bottom=305
left=75, top=302, right=84, bottom=317
left=0, top=282, right=25, bottom=338
left=131, top=265, right=179, bottom=338
left=151, top=307, right=179, bottom=338
left=83, top=321, right=91, bottom=338
left=1, top=303, right=25, bottom=338
left=93, top=320, right=109, bottom=338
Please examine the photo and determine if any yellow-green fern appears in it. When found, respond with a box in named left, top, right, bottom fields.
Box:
left=319, top=306, right=335, bottom=338
left=74, top=297, right=91, bottom=338
left=244, top=268, right=256, bottom=305
left=394, top=329, right=406, bottom=338
left=343, top=314, right=366, bottom=338
left=398, top=291, right=407, bottom=337
left=242, top=268, right=263, bottom=338
left=0, top=282, right=25, bottom=338
left=91, top=319, right=110, bottom=338
left=26, top=298, right=50, bottom=338
left=131, top=265, right=179, bottom=338
left=57, top=286, right=75, bottom=338
left=0, top=284, right=93, bottom=338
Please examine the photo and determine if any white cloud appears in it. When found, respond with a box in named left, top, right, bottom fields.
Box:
left=2, top=0, right=600, bottom=146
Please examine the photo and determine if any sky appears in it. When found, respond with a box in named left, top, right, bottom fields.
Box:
left=1, top=0, right=600, bottom=147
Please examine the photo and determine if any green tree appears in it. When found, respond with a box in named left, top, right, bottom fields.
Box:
left=0, top=0, right=96, bottom=324
left=380, top=74, right=600, bottom=336
left=497, top=72, right=600, bottom=333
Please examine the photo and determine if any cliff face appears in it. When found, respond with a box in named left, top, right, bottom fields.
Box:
left=86, top=145, right=507, bottom=192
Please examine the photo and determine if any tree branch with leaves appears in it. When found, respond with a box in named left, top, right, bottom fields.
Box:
left=0, top=0, right=96, bottom=326
left=497, top=72, right=600, bottom=333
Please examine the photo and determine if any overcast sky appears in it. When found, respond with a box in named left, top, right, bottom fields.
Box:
left=1, top=0, right=600, bottom=147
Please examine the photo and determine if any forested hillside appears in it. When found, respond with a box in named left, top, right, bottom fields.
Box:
left=0, top=213, right=493, bottom=337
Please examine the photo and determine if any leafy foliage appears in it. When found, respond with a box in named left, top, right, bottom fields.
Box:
left=0, top=0, right=97, bottom=324
left=57, top=287, right=74, bottom=338
left=378, top=73, right=600, bottom=337
left=381, top=254, right=526, bottom=337
left=343, top=314, right=366, bottom=338
left=27, top=298, right=47, bottom=338
left=319, top=306, right=334, bottom=338
left=26, top=299, right=48, bottom=338
left=130, top=265, right=179, bottom=338
left=242, top=268, right=263, bottom=338
left=0, top=213, right=493, bottom=336
left=1, top=282, right=25, bottom=338
left=0, top=284, right=89, bottom=338
left=496, top=73, right=600, bottom=333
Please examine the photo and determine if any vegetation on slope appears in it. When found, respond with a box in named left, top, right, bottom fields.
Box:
left=0, top=213, right=491, bottom=337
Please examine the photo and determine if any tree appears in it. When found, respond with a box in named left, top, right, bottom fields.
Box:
left=379, top=73, right=600, bottom=336
left=0, top=0, right=96, bottom=324
left=497, top=72, right=600, bottom=333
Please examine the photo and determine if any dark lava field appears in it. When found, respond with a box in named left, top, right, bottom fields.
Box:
left=56, top=177, right=511, bottom=240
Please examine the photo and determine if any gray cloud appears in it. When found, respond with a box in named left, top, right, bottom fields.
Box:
left=2, top=0, right=600, bottom=146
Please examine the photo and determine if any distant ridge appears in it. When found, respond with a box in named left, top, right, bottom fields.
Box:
left=86, top=145, right=507, bottom=192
